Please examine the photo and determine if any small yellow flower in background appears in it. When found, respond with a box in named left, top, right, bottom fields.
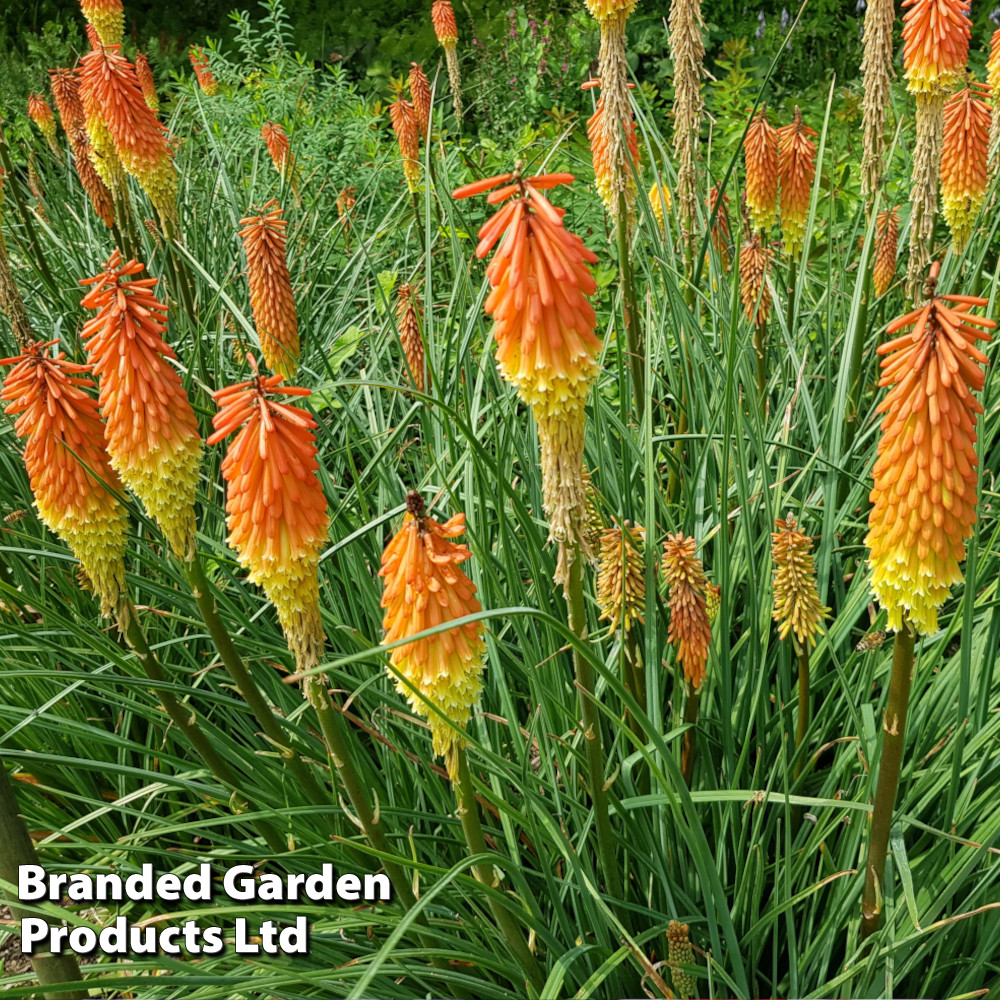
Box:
left=209, top=366, right=329, bottom=672
left=395, top=283, right=425, bottom=393
left=776, top=107, right=817, bottom=257
left=771, top=517, right=829, bottom=649
left=739, top=232, right=773, bottom=327
left=940, top=85, right=991, bottom=252
left=871, top=207, right=898, bottom=297
left=379, top=491, right=485, bottom=776
left=239, top=200, right=300, bottom=380
left=596, top=524, right=645, bottom=636
left=648, top=180, right=671, bottom=229
left=662, top=533, right=711, bottom=689
left=866, top=265, right=994, bottom=633
left=744, top=107, right=779, bottom=232
left=1, top=342, right=127, bottom=616
left=78, top=0, right=124, bottom=46
left=79, top=252, right=203, bottom=561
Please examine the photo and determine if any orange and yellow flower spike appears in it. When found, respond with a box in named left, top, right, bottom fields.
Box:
left=78, top=43, right=177, bottom=227
left=584, top=0, right=639, bottom=23
left=260, top=121, right=296, bottom=188
left=739, top=232, right=773, bottom=327
left=27, top=94, right=62, bottom=161
left=208, top=366, right=329, bottom=671
left=771, top=517, right=828, bottom=649
left=865, top=264, right=994, bottom=633
left=431, top=0, right=462, bottom=118
left=1, top=342, right=127, bottom=616
left=744, top=107, right=779, bottom=232
left=78, top=0, right=124, bottom=46
left=135, top=51, right=159, bottom=112
left=238, top=200, right=300, bottom=380
left=901, top=0, right=970, bottom=95
left=662, top=533, right=711, bottom=689
left=188, top=46, right=218, bottom=96
left=941, top=85, right=991, bottom=251
left=388, top=95, right=420, bottom=193
left=79, top=253, right=202, bottom=560
left=872, top=206, right=899, bottom=297
left=988, top=29, right=1000, bottom=168
left=378, top=491, right=485, bottom=775
left=395, top=283, right=425, bottom=392
left=453, top=171, right=601, bottom=585
left=584, top=79, right=640, bottom=221
left=707, top=182, right=732, bottom=270
left=408, top=62, right=432, bottom=138
left=776, top=107, right=817, bottom=257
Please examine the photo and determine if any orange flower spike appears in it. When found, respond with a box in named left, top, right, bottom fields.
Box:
left=79, top=0, right=124, bottom=46
left=261, top=121, right=295, bottom=183
left=431, top=0, right=459, bottom=46
left=0, top=342, right=127, bottom=616
left=188, top=46, right=218, bottom=96
left=48, top=69, right=84, bottom=132
left=988, top=28, right=1000, bottom=100
left=662, top=533, right=712, bottom=689
left=238, top=200, right=300, bottom=380
left=388, top=96, right=421, bottom=192
left=27, top=94, right=61, bottom=161
left=902, top=0, right=971, bottom=94
left=408, top=63, right=432, bottom=138
left=739, top=233, right=773, bottom=327
left=78, top=44, right=177, bottom=223
left=865, top=267, right=995, bottom=633
left=209, top=368, right=329, bottom=672
left=776, top=107, right=817, bottom=257
left=379, top=491, right=485, bottom=774
left=872, top=207, right=899, bottom=297
left=744, top=107, right=779, bottom=232
left=79, top=252, right=202, bottom=560
left=941, top=86, right=991, bottom=251
left=135, top=51, right=159, bottom=112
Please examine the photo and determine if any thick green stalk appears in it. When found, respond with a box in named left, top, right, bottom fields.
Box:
left=0, top=763, right=87, bottom=1000
left=119, top=599, right=288, bottom=855
left=786, top=256, right=798, bottom=340
left=842, top=263, right=873, bottom=494
left=566, top=551, right=623, bottom=901
left=795, top=646, right=810, bottom=781
left=753, top=319, right=767, bottom=416
left=307, top=680, right=418, bottom=910
left=453, top=745, right=545, bottom=992
left=680, top=682, right=700, bottom=787
left=860, top=625, right=916, bottom=940
left=616, top=192, right=644, bottom=421
left=183, top=554, right=328, bottom=807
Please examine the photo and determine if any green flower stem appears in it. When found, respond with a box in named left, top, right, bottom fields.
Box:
left=0, top=762, right=87, bottom=1000
left=119, top=598, right=288, bottom=855
left=681, top=681, right=700, bottom=787
left=616, top=191, right=644, bottom=422
left=861, top=625, right=916, bottom=940
left=453, top=743, right=545, bottom=992
left=566, top=550, right=624, bottom=902
left=183, top=553, right=329, bottom=808
left=795, top=646, right=810, bottom=781
left=753, top=319, right=767, bottom=416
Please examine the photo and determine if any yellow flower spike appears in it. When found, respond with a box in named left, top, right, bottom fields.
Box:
left=648, top=180, right=671, bottom=230
left=777, top=107, right=817, bottom=258
left=771, top=517, right=829, bottom=649
left=78, top=0, right=124, bottom=46
left=596, top=524, right=646, bottom=635
left=378, top=491, right=486, bottom=774
left=866, top=264, right=995, bottom=633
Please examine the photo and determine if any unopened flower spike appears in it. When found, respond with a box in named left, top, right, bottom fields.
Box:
left=379, top=490, right=486, bottom=778
left=408, top=63, right=432, bottom=138
left=189, top=46, right=218, bottom=96
left=872, top=207, right=899, bottom=297
left=395, top=283, right=425, bottom=392
left=662, top=533, right=711, bottom=689
left=866, top=262, right=995, bottom=633
left=79, top=252, right=203, bottom=560
left=596, top=523, right=646, bottom=636
left=27, top=94, right=62, bottom=162
left=771, top=517, right=829, bottom=649
left=1, top=341, right=127, bottom=617
left=389, top=89, right=421, bottom=193
left=208, top=360, right=329, bottom=673
left=239, top=200, right=300, bottom=379
left=261, top=121, right=297, bottom=189
left=135, top=51, right=159, bottom=112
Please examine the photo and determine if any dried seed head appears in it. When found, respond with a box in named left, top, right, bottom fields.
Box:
left=662, top=533, right=711, bottom=689
left=866, top=277, right=994, bottom=633
left=597, top=524, right=646, bottom=635
left=771, top=517, right=829, bottom=649
left=906, top=93, right=945, bottom=301
left=860, top=0, right=895, bottom=205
